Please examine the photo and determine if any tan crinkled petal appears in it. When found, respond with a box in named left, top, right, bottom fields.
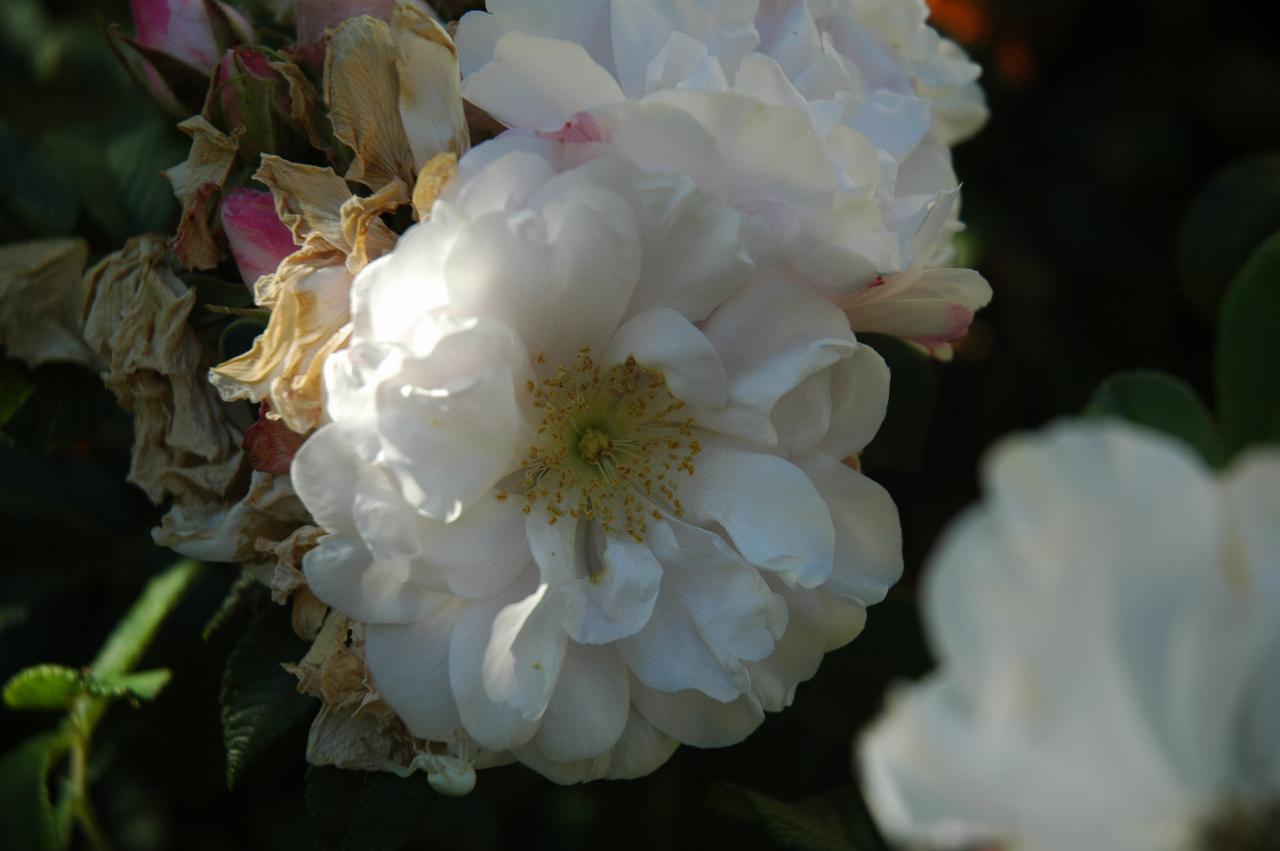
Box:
left=165, top=117, right=243, bottom=270
left=208, top=249, right=355, bottom=433
left=254, top=155, right=352, bottom=249
left=325, top=16, right=417, bottom=190
left=153, top=469, right=309, bottom=563
left=269, top=58, right=337, bottom=157
left=411, top=151, right=457, bottom=220
left=0, top=238, right=95, bottom=368
left=82, top=235, right=246, bottom=505
left=393, top=1, right=468, bottom=170
left=307, top=706, right=405, bottom=771
left=339, top=177, right=407, bottom=270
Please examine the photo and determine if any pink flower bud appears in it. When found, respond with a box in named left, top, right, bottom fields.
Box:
left=219, top=187, right=296, bottom=286
left=293, top=0, right=396, bottom=43
left=130, top=0, right=253, bottom=71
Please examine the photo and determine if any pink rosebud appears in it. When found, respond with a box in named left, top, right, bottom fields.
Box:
left=219, top=187, right=296, bottom=286
left=293, top=0, right=396, bottom=43
left=130, top=0, right=253, bottom=71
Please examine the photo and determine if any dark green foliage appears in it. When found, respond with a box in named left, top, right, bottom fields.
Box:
left=304, top=767, right=436, bottom=851
left=1178, top=154, right=1280, bottom=321
left=1217, top=231, right=1280, bottom=452
left=709, top=784, right=885, bottom=851
left=220, top=604, right=315, bottom=787
left=1085, top=369, right=1226, bottom=466
left=859, top=335, right=937, bottom=475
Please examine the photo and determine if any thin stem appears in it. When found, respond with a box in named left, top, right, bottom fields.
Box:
left=67, top=721, right=112, bottom=851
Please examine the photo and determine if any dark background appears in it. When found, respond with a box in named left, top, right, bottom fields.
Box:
left=2, top=0, right=1278, bottom=847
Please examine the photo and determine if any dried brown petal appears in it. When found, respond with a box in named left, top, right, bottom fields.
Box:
left=324, top=15, right=417, bottom=190
left=339, top=177, right=407, bottom=269
left=411, top=151, right=456, bottom=220
left=253, top=155, right=353, bottom=250
left=82, top=235, right=245, bottom=504
left=393, top=1, right=468, bottom=170
left=153, top=469, right=308, bottom=562
left=165, top=116, right=242, bottom=270
left=208, top=248, right=354, bottom=433
left=0, top=238, right=95, bottom=368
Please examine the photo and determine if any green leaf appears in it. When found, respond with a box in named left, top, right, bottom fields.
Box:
left=709, top=784, right=882, bottom=851
left=1085, top=370, right=1227, bottom=466
left=1218, top=231, right=1280, bottom=452
left=202, top=569, right=264, bottom=641
left=220, top=604, right=314, bottom=787
left=0, top=120, right=78, bottom=237
left=3, top=665, right=84, bottom=711
left=105, top=120, right=183, bottom=236
left=0, top=733, right=70, bottom=851
left=1179, top=153, right=1280, bottom=321
left=91, top=560, right=203, bottom=680
left=85, top=668, right=172, bottom=702
left=858, top=334, right=937, bottom=475
left=305, top=766, right=434, bottom=851
left=0, top=359, right=34, bottom=428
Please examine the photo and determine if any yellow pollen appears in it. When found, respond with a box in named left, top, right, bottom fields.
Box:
left=518, top=349, right=701, bottom=541
left=577, top=427, right=613, bottom=466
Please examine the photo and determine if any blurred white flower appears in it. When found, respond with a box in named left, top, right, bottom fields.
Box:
left=455, top=0, right=990, bottom=354
left=290, top=134, right=903, bottom=783
left=858, top=422, right=1280, bottom=851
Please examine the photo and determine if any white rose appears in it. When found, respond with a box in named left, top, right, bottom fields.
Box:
left=455, top=0, right=990, bottom=355
left=858, top=422, right=1280, bottom=850
left=291, top=134, right=903, bottom=783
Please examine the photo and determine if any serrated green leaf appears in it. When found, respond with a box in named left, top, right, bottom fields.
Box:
left=92, top=560, right=203, bottom=680
left=0, top=733, right=70, bottom=851
left=85, top=668, right=172, bottom=702
left=3, top=665, right=84, bottom=711
left=709, top=784, right=881, bottom=851
left=221, top=604, right=314, bottom=787
left=1218, top=231, right=1280, bottom=452
left=305, top=766, right=434, bottom=851
left=1179, top=154, right=1280, bottom=321
left=858, top=334, right=937, bottom=475
left=0, top=120, right=78, bottom=237
left=1085, top=370, right=1227, bottom=467
left=0, top=359, right=33, bottom=428
left=202, top=570, right=264, bottom=641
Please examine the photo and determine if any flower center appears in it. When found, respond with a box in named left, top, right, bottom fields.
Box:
left=517, top=348, right=700, bottom=541
left=576, top=426, right=614, bottom=466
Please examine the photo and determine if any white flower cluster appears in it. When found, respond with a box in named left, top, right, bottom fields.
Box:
left=858, top=423, right=1280, bottom=850
left=288, top=0, right=988, bottom=783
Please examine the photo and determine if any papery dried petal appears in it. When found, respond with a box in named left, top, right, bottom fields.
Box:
left=165, top=116, right=242, bottom=270
left=0, top=238, right=95, bottom=369
left=411, top=151, right=456, bottom=220
left=82, top=235, right=246, bottom=505
left=392, top=1, right=468, bottom=171
left=208, top=249, right=354, bottom=433
left=324, top=15, right=417, bottom=190
left=253, top=155, right=355, bottom=250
